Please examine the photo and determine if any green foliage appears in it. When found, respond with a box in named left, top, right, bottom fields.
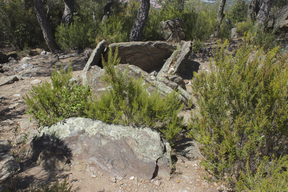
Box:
left=236, top=20, right=254, bottom=36
left=24, top=64, right=92, bottom=126
left=95, top=15, right=131, bottom=44
left=189, top=32, right=288, bottom=188
left=56, top=17, right=94, bottom=51
left=28, top=179, right=72, bottom=192
left=0, top=0, right=43, bottom=49
left=236, top=155, right=288, bottom=191
left=227, top=0, right=248, bottom=23
left=86, top=47, right=184, bottom=145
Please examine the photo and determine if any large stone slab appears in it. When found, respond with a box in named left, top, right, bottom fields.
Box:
left=108, top=41, right=176, bottom=72
left=32, top=118, right=171, bottom=181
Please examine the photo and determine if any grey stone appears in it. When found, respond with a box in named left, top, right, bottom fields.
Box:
left=169, top=75, right=186, bottom=89
left=230, top=27, right=238, bottom=39
left=31, top=79, right=42, bottom=86
left=108, top=41, right=176, bottom=72
left=273, top=5, right=288, bottom=33
left=59, top=53, right=78, bottom=59
left=15, top=134, right=26, bottom=145
left=20, top=57, right=32, bottom=63
left=0, top=153, right=20, bottom=182
left=159, top=18, right=185, bottom=43
left=0, top=75, right=19, bottom=86
left=82, top=40, right=107, bottom=85
left=36, top=117, right=172, bottom=181
left=0, top=140, right=11, bottom=152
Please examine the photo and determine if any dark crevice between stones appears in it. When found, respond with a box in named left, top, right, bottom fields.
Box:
left=152, top=164, right=159, bottom=180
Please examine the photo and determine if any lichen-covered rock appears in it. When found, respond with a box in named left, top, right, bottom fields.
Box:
left=34, top=117, right=172, bottom=180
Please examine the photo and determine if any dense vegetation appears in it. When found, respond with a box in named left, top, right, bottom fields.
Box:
left=2, top=0, right=288, bottom=191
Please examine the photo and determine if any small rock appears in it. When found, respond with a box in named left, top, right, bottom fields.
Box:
left=31, top=79, right=42, bottom=86
left=13, top=94, right=21, bottom=97
left=2, top=119, right=14, bottom=125
left=0, top=140, right=11, bottom=152
left=153, top=180, right=161, bottom=186
left=176, top=179, right=180, bottom=183
left=15, top=134, right=26, bottom=145
left=109, top=177, right=116, bottom=183
left=9, top=103, right=19, bottom=109
left=40, top=51, right=46, bottom=55
left=129, top=176, right=134, bottom=180
left=181, top=175, right=190, bottom=180
left=20, top=57, right=32, bottom=63
left=90, top=174, right=96, bottom=178
left=46, top=52, right=52, bottom=55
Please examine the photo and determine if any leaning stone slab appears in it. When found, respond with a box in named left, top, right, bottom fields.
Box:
left=82, top=40, right=107, bottom=85
left=0, top=153, right=20, bottom=182
left=158, top=41, right=192, bottom=78
left=108, top=41, right=176, bottom=72
left=36, top=117, right=171, bottom=181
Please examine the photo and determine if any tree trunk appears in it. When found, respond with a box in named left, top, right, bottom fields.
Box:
left=247, top=0, right=258, bottom=21
left=255, top=0, right=273, bottom=29
left=214, top=0, right=227, bottom=37
left=62, top=0, right=75, bottom=25
left=129, top=0, right=150, bottom=41
left=34, top=0, right=60, bottom=52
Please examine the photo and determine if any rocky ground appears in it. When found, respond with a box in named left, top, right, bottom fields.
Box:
left=0, top=39, right=239, bottom=192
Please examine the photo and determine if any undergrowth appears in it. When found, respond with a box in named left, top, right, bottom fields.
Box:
left=24, top=48, right=183, bottom=145
left=189, top=32, right=288, bottom=190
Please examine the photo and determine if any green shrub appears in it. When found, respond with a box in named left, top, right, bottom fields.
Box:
left=55, top=17, right=95, bottom=51
left=236, top=20, right=254, bottom=36
left=0, top=0, right=43, bottom=49
left=95, top=15, right=130, bottom=44
left=86, top=47, right=184, bottom=145
left=227, top=0, right=248, bottom=23
left=24, top=64, right=92, bottom=126
left=237, top=155, right=288, bottom=191
left=189, top=32, right=288, bottom=188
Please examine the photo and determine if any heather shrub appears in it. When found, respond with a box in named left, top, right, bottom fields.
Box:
left=86, top=47, right=184, bottom=145
left=24, top=64, right=92, bottom=126
left=189, top=32, right=288, bottom=189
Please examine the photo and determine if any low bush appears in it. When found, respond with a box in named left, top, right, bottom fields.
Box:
left=86, top=47, right=184, bottom=144
left=24, top=64, right=92, bottom=126
left=189, top=32, right=288, bottom=189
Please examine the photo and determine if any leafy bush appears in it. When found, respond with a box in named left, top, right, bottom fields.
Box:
left=189, top=33, right=288, bottom=189
left=86, top=47, right=184, bottom=144
left=24, top=64, right=92, bottom=126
